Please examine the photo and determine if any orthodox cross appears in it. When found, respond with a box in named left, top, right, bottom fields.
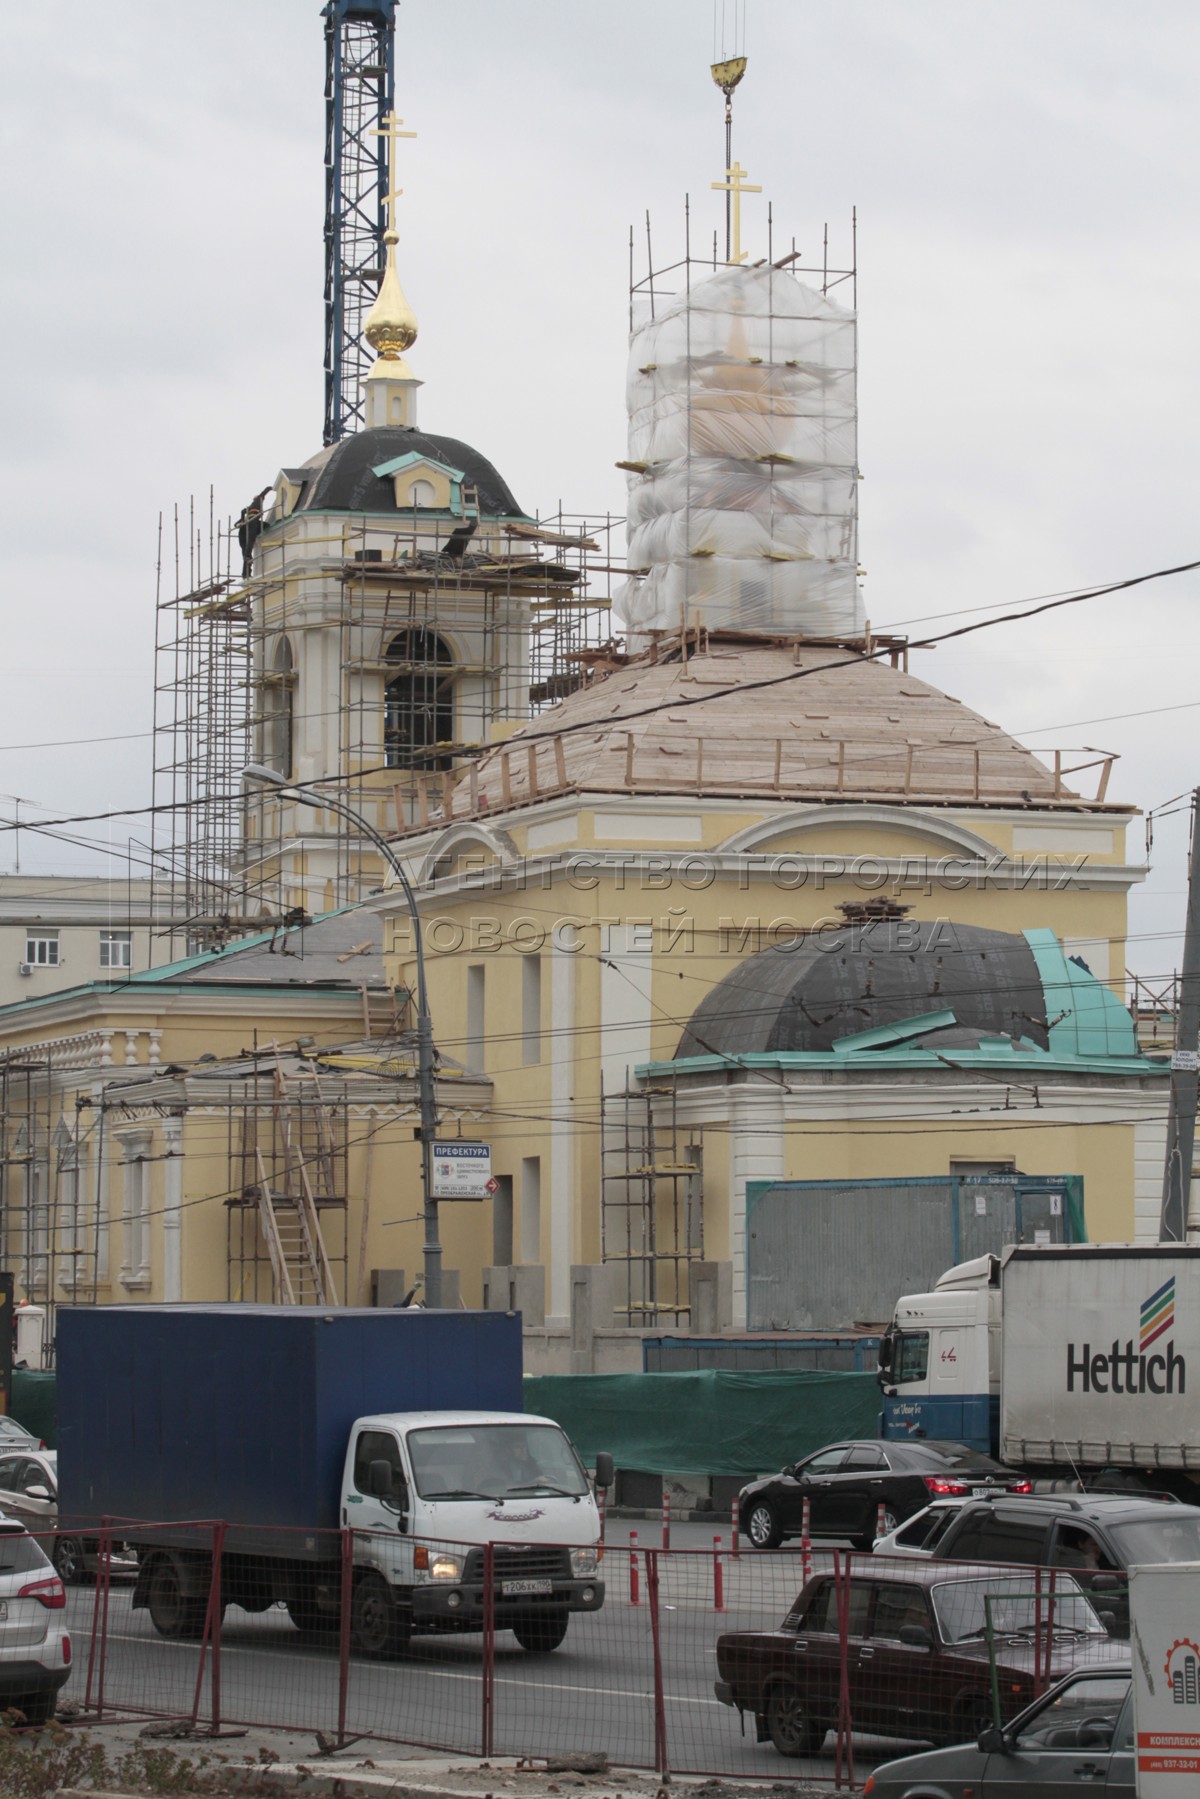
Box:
left=371, top=111, right=417, bottom=237
left=711, top=161, right=762, bottom=265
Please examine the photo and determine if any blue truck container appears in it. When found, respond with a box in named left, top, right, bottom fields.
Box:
left=57, top=1304, right=523, bottom=1552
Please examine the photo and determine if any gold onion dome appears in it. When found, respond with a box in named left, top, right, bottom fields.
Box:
left=364, top=228, right=418, bottom=361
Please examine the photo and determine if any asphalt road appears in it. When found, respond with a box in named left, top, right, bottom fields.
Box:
left=57, top=1531, right=910, bottom=1782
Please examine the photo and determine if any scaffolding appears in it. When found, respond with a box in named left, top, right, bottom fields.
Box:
left=149, top=496, right=254, bottom=960
left=226, top=1058, right=350, bottom=1305
left=600, top=1078, right=704, bottom=1327
left=149, top=495, right=620, bottom=961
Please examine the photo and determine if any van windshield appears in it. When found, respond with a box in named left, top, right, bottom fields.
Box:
left=407, top=1422, right=589, bottom=1501
left=1110, top=1514, right=1200, bottom=1566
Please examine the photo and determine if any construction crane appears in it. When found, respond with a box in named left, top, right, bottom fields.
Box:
left=323, top=0, right=398, bottom=445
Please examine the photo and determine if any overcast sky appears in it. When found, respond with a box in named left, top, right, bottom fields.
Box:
left=1, top=0, right=1197, bottom=985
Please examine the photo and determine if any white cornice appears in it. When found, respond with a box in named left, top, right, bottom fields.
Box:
left=400, top=844, right=1146, bottom=904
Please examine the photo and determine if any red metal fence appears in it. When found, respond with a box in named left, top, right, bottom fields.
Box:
left=35, top=1523, right=1129, bottom=1789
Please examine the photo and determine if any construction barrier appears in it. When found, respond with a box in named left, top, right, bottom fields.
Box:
left=33, top=1521, right=1131, bottom=1788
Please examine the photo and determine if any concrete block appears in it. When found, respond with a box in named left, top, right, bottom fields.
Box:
left=481, top=1264, right=545, bottom=1326
left=688, top=1261, right=733, bottom=1334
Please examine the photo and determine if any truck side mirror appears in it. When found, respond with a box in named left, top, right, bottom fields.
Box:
left=367, top=1459, right=394, bottom=1498
left=594, top=1453, right=614, bottom=1491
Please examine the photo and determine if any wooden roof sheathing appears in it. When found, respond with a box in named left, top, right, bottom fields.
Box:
left=444, top=642, right=1108, bottom=818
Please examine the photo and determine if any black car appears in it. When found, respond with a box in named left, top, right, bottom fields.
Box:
left=738, top=1440, right=1031, bottom=1551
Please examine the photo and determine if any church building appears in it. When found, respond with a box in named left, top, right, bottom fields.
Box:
left=0, top=88, right=1168, bottom=1352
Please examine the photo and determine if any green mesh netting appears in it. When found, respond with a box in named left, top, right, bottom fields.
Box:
left=524, top=1369, right=881, bottom=1477
left=10, top=1369, right=56, bottom=1449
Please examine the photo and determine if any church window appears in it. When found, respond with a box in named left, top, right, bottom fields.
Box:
left=268, top=636, right=295, bottom=779
left=408, top=478, right=437, bottom=508
left=119, top=1129, right=153, bottom=1288
left=384, top=628, right=454, bottom=770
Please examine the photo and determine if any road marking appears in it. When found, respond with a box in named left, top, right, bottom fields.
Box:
left=100, top=1630, right=718, bottom=1707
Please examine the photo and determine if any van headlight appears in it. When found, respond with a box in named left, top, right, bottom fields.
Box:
left=429, top=1553, right=464, bottom=1582
left=570, top=1547, right=599, bottom=1577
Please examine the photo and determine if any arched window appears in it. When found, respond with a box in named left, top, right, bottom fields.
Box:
left=408, top=478, right=437, bottom=508
left=269, top=636, right=295, bottom=779
left=384, top=628, right=454, bottom=770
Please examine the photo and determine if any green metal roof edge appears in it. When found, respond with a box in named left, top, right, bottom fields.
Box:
left=643, top=1045, right=1164, bottom=1080
left=1022, top=927, right=1141, bottom=1061
left=263, top=505, right=539, bottom=526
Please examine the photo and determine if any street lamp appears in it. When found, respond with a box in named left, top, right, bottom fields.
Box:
left=241, top=764, right=442, bottom=1306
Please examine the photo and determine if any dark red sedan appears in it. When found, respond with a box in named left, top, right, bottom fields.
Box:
left=714, top=1562, right=1127, bottom=1757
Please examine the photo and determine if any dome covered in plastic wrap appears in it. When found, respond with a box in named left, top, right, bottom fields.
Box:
left=614, top=263, right=863, bottom=639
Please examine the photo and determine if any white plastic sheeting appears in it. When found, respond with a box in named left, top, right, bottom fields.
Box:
left=614, top=263, right=864, bottom=638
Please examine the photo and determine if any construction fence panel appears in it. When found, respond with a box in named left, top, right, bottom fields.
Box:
left=39, top=1524, right=1133, bottom=1788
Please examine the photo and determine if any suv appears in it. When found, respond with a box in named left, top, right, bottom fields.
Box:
left=0, top=1516, right=70, bottom=1725
left=930, top=1493, right=1200, bottom=1636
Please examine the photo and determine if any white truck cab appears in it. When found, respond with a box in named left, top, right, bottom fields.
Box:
left=878, top=1255, right=1000, bottom=1452
left=339, top=1409, right=608, bottom=1653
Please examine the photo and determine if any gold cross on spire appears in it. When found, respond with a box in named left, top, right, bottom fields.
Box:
left=711, top=161, right=762, bottom=265
left=371, top=110, right=417, bottom=237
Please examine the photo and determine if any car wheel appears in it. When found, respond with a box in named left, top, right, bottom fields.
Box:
left=512, top=1607, right=569, bottom=1652
left=350, top=1572, right=410, bottom=1658
left=745, top=1501, right=783, bottom=1550
left=764, top=1682, right=825, bottom=1756
left=147, top=1559, right=207, bottom=1640
left=53, top=1535, right=87, bottom=1586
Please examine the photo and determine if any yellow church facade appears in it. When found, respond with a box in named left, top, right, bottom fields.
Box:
left=378, top=634, right=1165, bottom=1332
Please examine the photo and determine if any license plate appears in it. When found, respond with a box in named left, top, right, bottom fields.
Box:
left=502, top=1578, right=552, bottom=1596
left=972, top=1487, right=995, bottom=1497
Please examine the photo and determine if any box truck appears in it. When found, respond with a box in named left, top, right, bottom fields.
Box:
left=57, top=1305, right=610, bottom=1654
left=877, top=1243, right=1200, bottom=1494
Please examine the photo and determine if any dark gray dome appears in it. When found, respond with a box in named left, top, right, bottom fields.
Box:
left=292, top=427, right=525, bottom=518
left=676, top=921, right=1051, bottom=1059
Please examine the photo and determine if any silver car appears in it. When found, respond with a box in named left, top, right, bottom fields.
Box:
left=862, top=1666, right=1132, bottom=1798
left=0, top=1516, right=70, bottom=1725
left=0, top=1449, right=136, bottom=1585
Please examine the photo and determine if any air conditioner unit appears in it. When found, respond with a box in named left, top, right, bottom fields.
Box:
left=17, top=962, right=32, bottom=976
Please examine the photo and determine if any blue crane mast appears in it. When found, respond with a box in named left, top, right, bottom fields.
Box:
left=323, top=0, right=398, bottom=445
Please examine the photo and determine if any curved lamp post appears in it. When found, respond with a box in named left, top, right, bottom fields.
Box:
left=241, top=764, right=442, bottom=1306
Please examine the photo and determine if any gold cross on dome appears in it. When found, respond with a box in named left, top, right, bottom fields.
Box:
left=371, top=110, right=417, bottom=235
left=711, top=161, right=762, bottom=265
